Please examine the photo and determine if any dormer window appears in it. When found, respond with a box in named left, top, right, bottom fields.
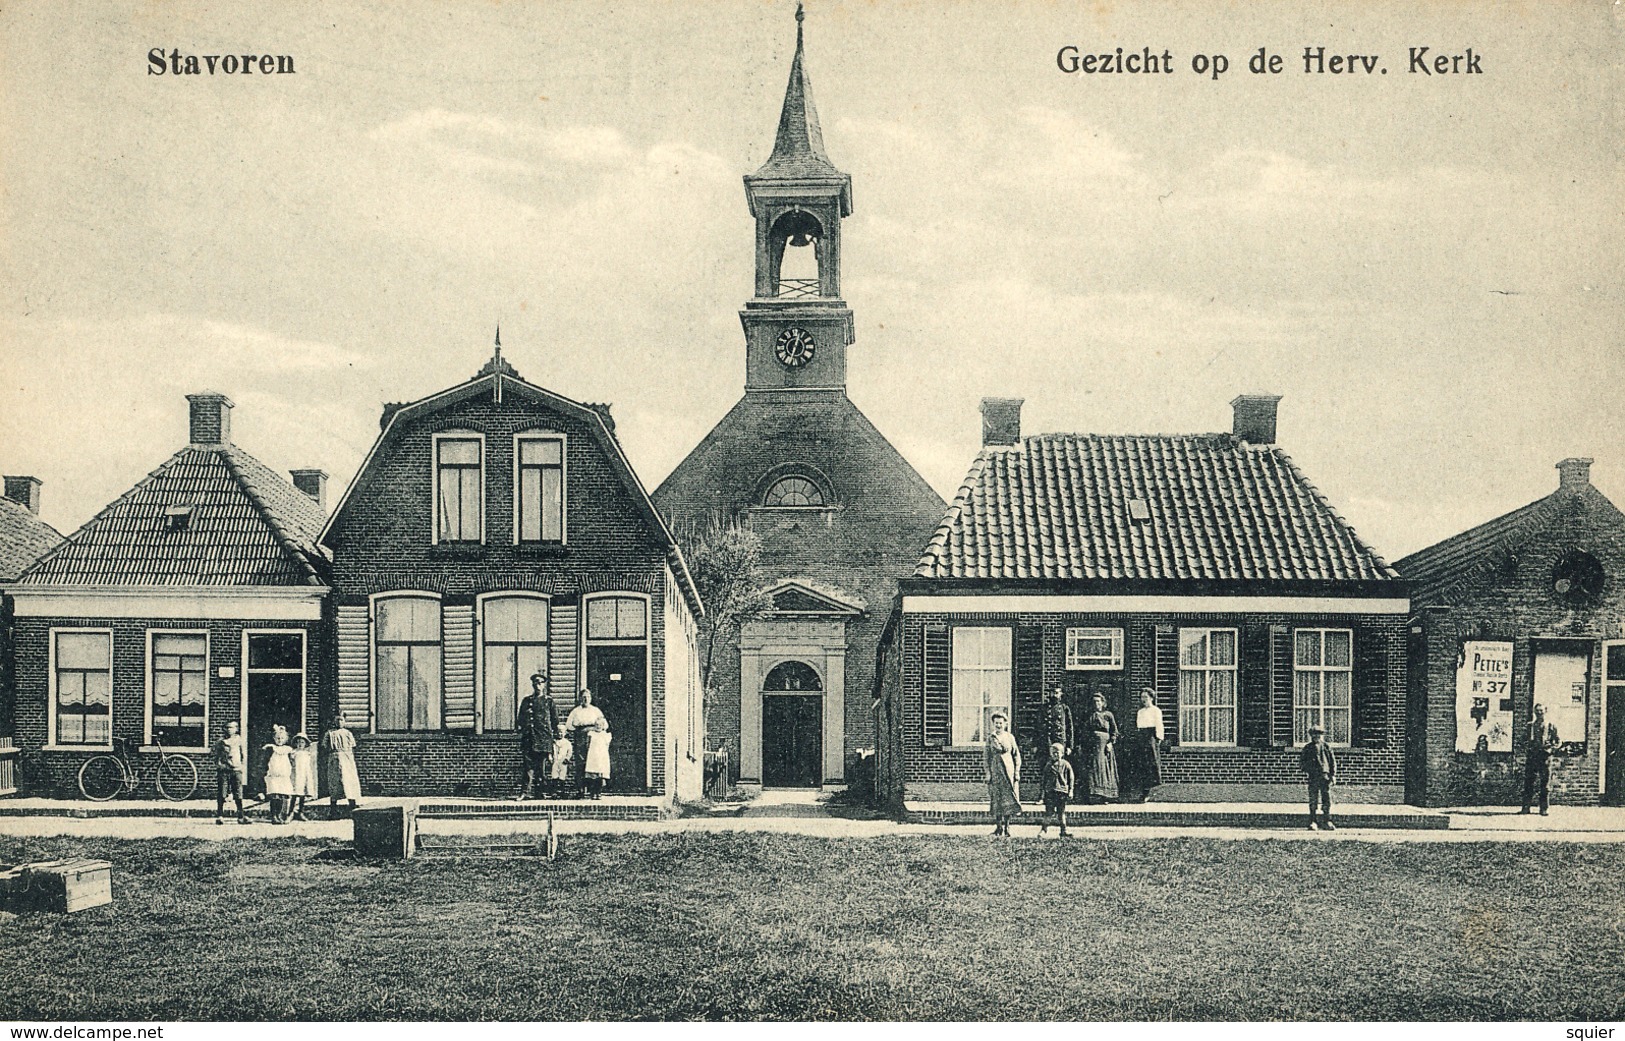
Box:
left=433, top=433, right=484, bottom=544
left=163, top=505, right=194, bottom=532
left=764, top=475, right=825, bottom=508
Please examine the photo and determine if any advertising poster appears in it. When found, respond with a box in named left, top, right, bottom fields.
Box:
left=1455, top=640, right=1513, bottom=753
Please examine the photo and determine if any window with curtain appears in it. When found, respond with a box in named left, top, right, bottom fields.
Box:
left=375, top=596, right=442, bottom=731
left=54, top=630, right=112, bottom=746
left=150, top=632, right=207, bottom=747
left=1294, top=628, right=1353, bottom=746
left=1178, top=628, right=1237, bottom=745
left=516, top=436, right=564, bottom=543
left=435, top=436, right=482, bottom=542
left=950, top=627, right=1011, bottom=745
left=482, top=596, right=549, bottom=731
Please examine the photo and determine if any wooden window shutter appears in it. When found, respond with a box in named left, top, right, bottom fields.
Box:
left=1154, top=625, right=1179, bottom=745
left=1355, top=625, right=1390, bottom=748
left=1239, top=624, right=1272, bottom=747
left=1269, top=624, right=1294, bottom=747
left=921, top=623, right=950, bottom=747
left=1015, top=625, right=1045, bottom=747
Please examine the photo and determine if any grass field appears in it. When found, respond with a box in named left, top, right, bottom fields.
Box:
left=0, top=832, right=1620, bottom=1021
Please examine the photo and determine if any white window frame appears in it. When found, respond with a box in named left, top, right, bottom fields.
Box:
left=1292, top=627, right=1354, bottom=748
left=580, top=591, right=653, bottom=790
left=1602, top=639, right=1624, bottom=796
left=512, top=431, right=567, bottom=546
left=949, top=626, right=1013, bottom=747
left=1065, top=627, right=1124, bottom=670
left=239, top=629, right=307, bottom=739
left=46, top=627, right=114, bottom=750
left=475, top=591, right=551, bottom=734
left=144, top=628, right=210, bottom=751
left=369, top=591, right=445, bottom=733
left=1178, top=627, right=1239, bottom=747
left=430, top=431, right=485, bottom=545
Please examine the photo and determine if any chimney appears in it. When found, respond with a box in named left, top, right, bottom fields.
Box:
left=980, top=397, right=1024, bottom=446
left=3, top=475, right=42, bottom=515
left=1556, top=457, right=1593, bottom=490
left=1231, top=394, right=1282, bottom=444
left=187, top=392, right=234, bottom=445
left=290, top=469, right=329, bottom=510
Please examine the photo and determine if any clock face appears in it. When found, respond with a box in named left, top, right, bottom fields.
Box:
left=774, top=327, right=817, bottom=368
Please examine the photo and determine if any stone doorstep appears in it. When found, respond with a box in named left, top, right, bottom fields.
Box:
left=905, top=801, right=1452, bottom=831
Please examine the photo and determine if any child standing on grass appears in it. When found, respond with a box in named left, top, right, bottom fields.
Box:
left=289, top=733, right=318, bottom=821
left=585, top=719, right=612, bottom=800
left=1041, top=741, right=1074, bottom=837
left=263, top=725, right=295, bottom=824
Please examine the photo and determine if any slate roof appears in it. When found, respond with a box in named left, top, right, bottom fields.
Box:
left=18, top=445, right=327, bottom=587
left=1395, top=481, right=1624, bottom=605
left=916, top=434, right=1398, bottom=584
left=750, top=10, right=846, bottom=181
left=0, top=497, right=63, bottom=582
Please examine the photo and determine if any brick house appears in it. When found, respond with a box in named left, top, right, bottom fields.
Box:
left=0, top=476, right=64, bottom=789
left=1398, top=458, right=1625, bottom=807
left=875, top=396, right=1410, bottom=807
left=320, top=347, right=704, bottom=801
left=654, top=13, right=944, bottom=789
left=7, top=394, right=329, bottom=795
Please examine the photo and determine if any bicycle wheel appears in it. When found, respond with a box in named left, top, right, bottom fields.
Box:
left=156, top=754, right=199, bottom=801
left=78, top=755, right=126, bottom=801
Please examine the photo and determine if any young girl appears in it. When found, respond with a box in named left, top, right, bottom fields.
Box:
left=549, top=735, right=573, bottom=798
left=262, top=725, right=295, bottom=824
left=289, top=732, right=318, bottom=821
left=585, top=719, right=612, bottom=800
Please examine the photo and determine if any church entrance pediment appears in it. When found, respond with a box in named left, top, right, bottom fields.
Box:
left=766, top=578, right=865, bottom=617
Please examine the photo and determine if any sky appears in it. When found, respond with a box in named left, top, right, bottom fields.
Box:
left=1, top=0, right=1621, bottom=563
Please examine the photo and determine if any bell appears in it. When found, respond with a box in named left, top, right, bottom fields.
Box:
left=787, top=230, right=813, bottom=248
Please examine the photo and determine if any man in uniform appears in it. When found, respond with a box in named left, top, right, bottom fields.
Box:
left=516, top=671, right=559, bottom=800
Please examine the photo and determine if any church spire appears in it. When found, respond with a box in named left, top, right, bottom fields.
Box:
left=756, top=3, right=839, bottom=177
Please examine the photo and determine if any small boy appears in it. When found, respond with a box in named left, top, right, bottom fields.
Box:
left=1041, top=741, right=1075, bottom=837
left=1299, top=723, right=1337, bottom=831
left=212, top=721, right=249, bottom=825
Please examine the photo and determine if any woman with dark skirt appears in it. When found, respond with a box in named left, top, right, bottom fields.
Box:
left=1083, top=691, right=1120, bottom=803
left=1127, top=688, right=1165, bottom=802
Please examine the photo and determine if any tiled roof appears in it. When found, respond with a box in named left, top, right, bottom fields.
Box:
left=19, top=446, right=326, bottom=587
left=0, top=497, right=63, bottom=582
left=1395, top=483, right=1623, bottom=604
left=916, top=434, right=1398, bottom=583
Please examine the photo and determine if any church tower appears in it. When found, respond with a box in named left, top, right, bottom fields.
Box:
left=654, top=7, right=946, bottom=792
left=740, top=4, right=855, bottom=393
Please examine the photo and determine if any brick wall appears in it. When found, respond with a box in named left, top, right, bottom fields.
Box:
left=654, top=392, right=945, bottom=780
left=326, top=391, right=688, bottom=796
left=892, top=606, right=1407, bottom=802
left=1407, top=490, right=1625, bottom=806
left=13, top=614, right=324, bottom=796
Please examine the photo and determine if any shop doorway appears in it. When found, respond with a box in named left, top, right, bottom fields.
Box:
left=1605, top=642, right=1624, bottom=806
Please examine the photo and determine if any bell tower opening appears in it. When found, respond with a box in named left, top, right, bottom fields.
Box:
left=770, top=209, right=825, bottom=298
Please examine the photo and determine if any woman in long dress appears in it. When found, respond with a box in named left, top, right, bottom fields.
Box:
left=565, top=690, right=607, bottom=799
left=1083, top=692, right=1120, bottom=803
left=1128, top=688, right=1165, bottom=802
left=262, top=725, right=295, bottom=824
left=323, top=713, right=362, bottom=813
left=983, top=711, right=1022, bottom=836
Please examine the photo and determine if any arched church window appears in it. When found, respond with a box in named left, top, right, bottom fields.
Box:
left=764, top=661, right=823, bottom=692
left=763, top=475, right=825, bottom=508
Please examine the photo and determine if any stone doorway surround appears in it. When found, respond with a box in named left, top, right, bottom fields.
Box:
left=739, top=618, right=847, bottom=787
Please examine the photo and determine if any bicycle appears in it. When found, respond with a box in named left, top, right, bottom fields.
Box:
left=77, top=737, right=199, bottom=802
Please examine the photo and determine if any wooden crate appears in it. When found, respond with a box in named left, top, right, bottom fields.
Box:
left=0, top=859, right=113, bottom=914
left=352, top=804, right=418, bottom=859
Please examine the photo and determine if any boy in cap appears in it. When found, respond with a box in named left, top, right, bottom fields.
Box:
left=1299, top=723, right=1337, bottom=831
